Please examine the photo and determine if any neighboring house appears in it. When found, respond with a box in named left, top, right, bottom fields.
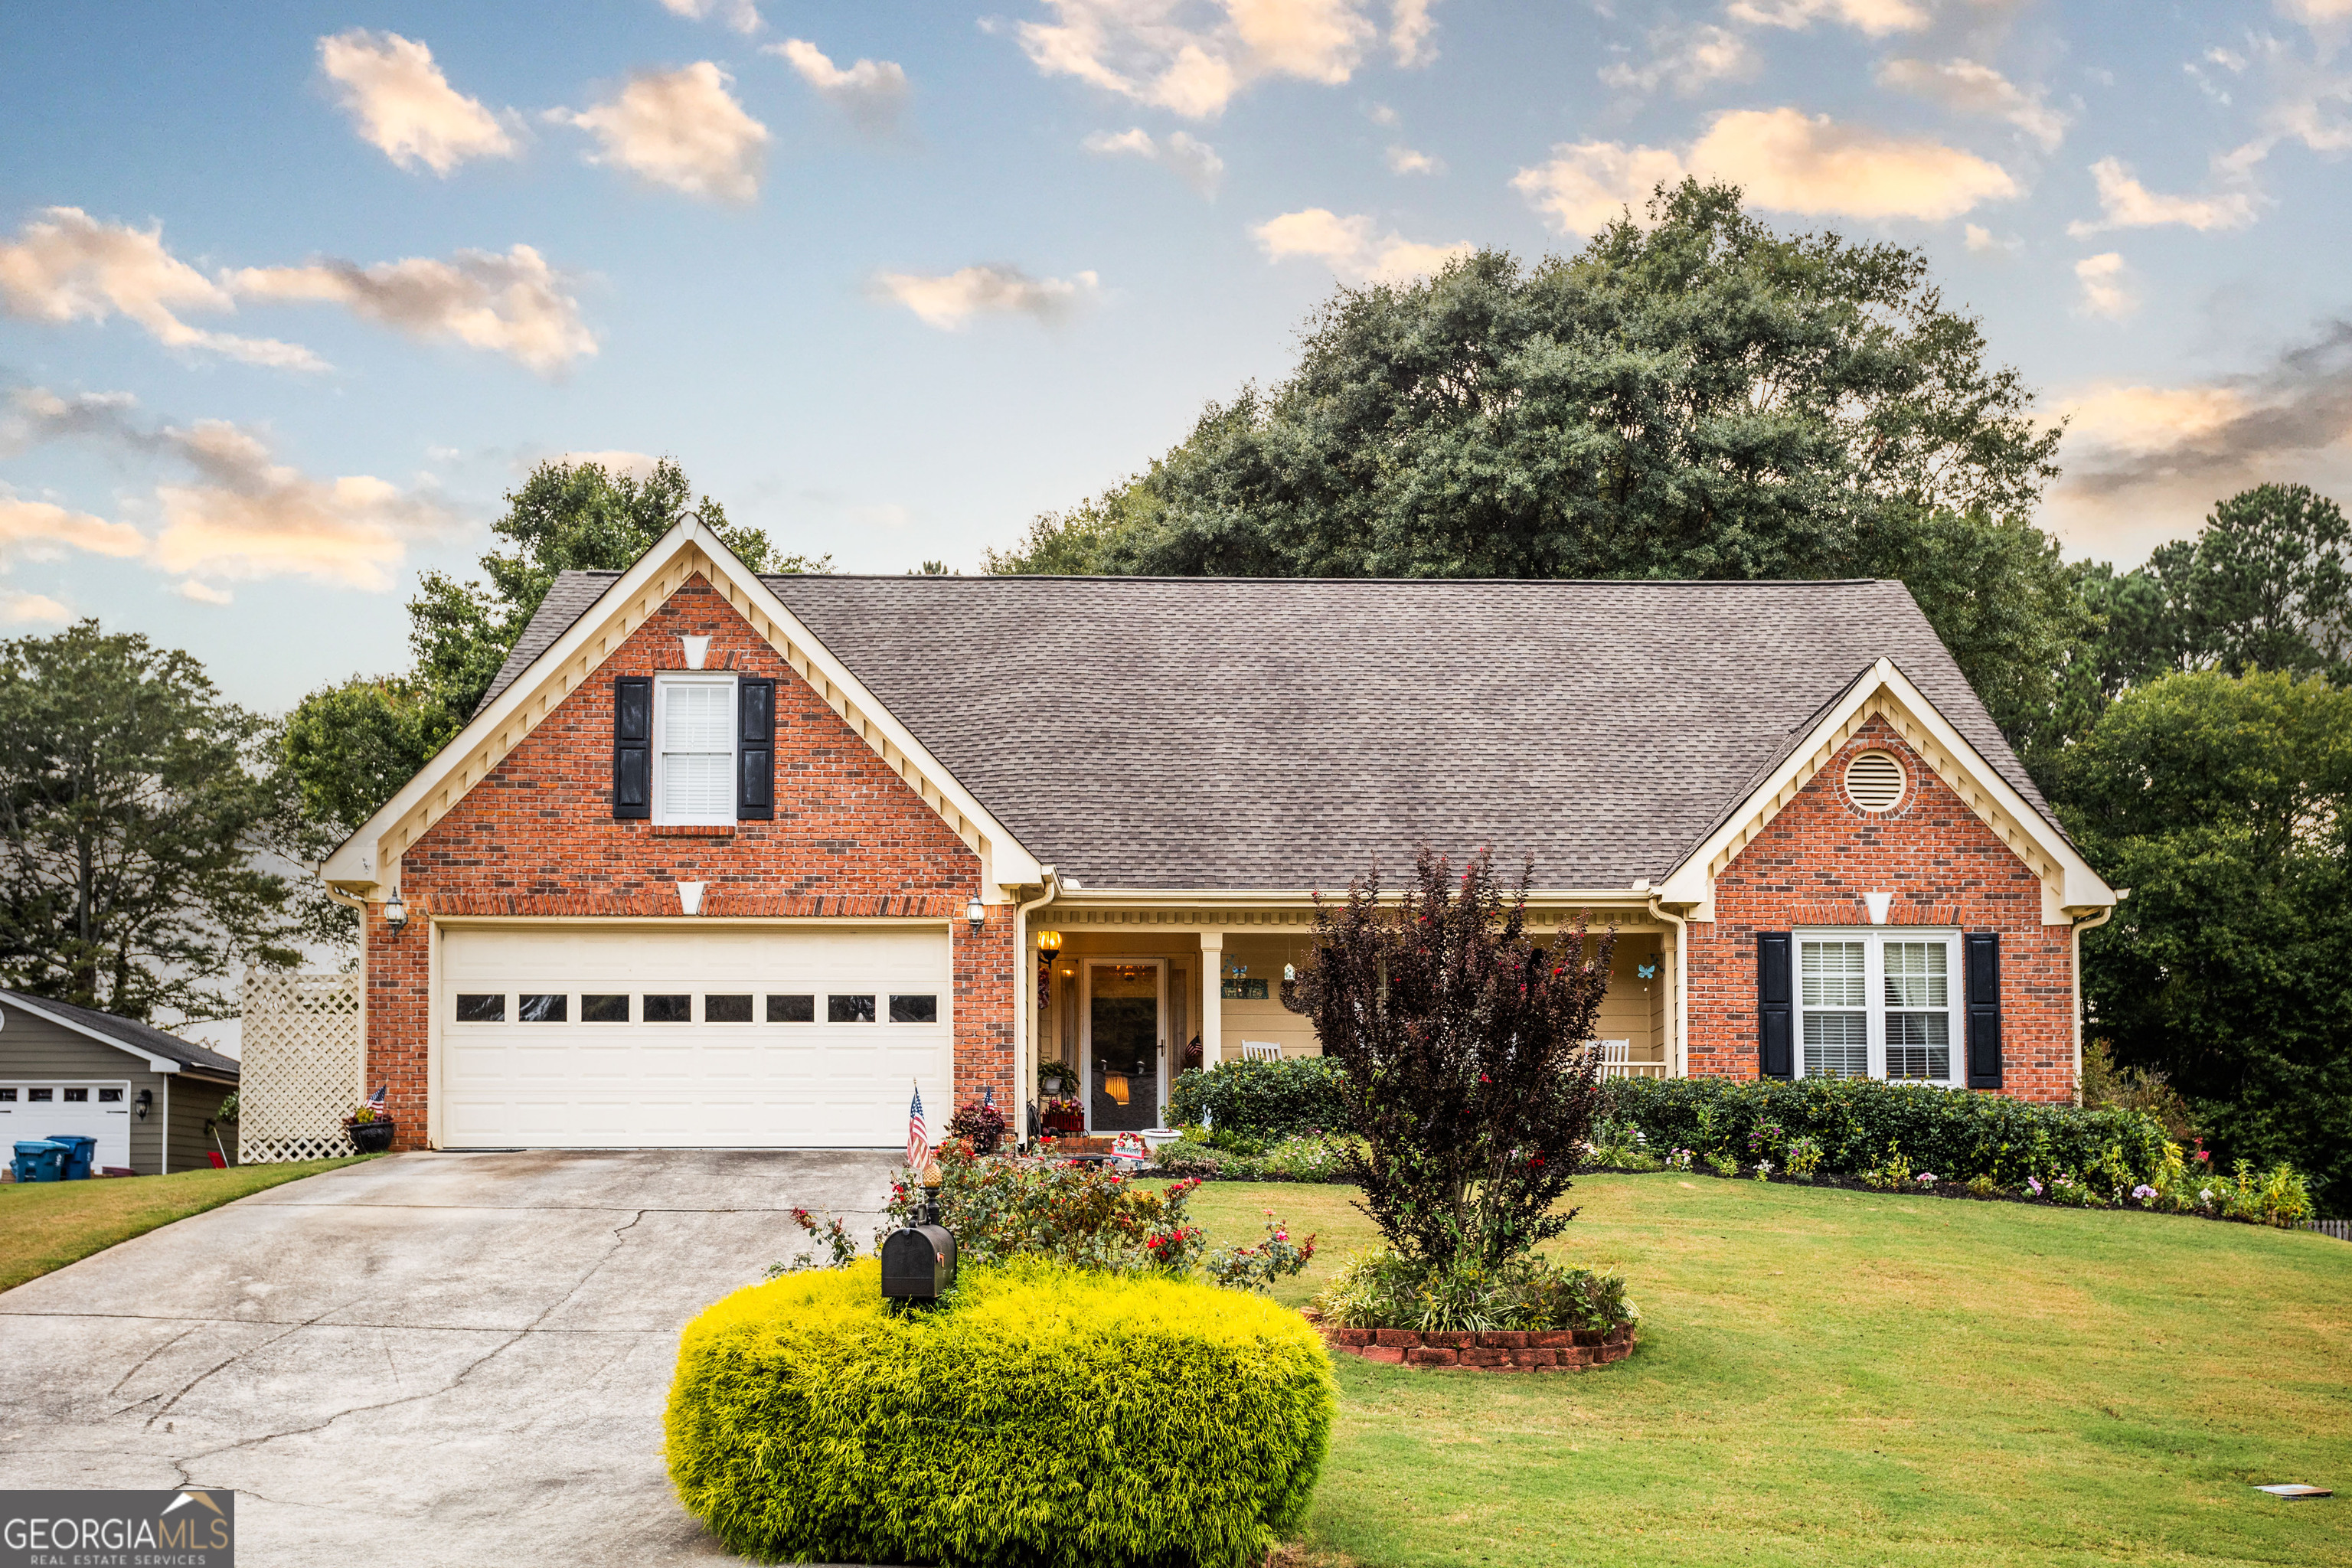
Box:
left=317, top=519, right=2118, bottom=1152
left=0, top=989, right=240, bottom=1174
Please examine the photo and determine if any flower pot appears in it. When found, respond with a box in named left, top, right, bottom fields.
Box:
left=345, top=1118, right=397, bottom=1154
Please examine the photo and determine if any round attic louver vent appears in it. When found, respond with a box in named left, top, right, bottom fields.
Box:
left=1844, top=750, right=1906, bottom=812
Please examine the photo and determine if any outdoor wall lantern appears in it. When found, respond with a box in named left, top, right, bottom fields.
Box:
left=134, top=1089, right=152, bottom=1121
left=966, top=897, right=986, bottom=931
left=1037, top=929, right=1063, bottom=952
left=382, top=889, right=407, bottom=935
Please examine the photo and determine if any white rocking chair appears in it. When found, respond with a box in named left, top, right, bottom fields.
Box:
left=1239, top=1040, right=1285, bottom=1063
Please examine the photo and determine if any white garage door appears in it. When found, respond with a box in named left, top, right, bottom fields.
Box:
left=0, top=1081, right=132, bottom=1170
left=437, top=923, right=952, bottom=1149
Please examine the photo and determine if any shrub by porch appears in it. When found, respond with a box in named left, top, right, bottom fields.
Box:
left=665, top=1258, right=1333, bottom=1568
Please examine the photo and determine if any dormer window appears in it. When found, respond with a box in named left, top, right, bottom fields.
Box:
left=655, top=673, right=737, bottom=825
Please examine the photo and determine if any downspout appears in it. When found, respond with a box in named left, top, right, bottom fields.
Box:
left=1011, top=868, right=1060, bottom=1148
left=159, top=1072, right=169, bottom=1175
left=2069, top=890, right=2125, bottom=1106
left=1645, top=890, right=1690, bottom=1079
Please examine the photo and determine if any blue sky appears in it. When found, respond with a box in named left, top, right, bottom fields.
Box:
left=4, top=1, right=2349, bottom=710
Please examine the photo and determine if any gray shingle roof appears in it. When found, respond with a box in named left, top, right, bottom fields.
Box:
left=476, top=570, right=620, bottom=716
left=485, top=571, right=2056, bottom=892
left=1, top=988, right=241, bottom=1077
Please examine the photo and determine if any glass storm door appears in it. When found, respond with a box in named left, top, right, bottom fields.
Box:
left=1086, top=961, right=1164, bottom=1132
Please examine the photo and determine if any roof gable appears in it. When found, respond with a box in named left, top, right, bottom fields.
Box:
left=318, top=523, right=1042, bottom=894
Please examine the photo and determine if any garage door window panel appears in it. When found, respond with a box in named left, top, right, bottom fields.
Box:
left=830, top=995, right=876, bottom=1024
left=654, top=675, right=737, bottom=827
left=28, top=1088, right=51, bottom=1102
left=644, top=994, right=691, bottom=1023
left=705, top=994, right=753, bottom=1022
left=889, top=995, right=938, bottom=1024
left=582, top=995, right=629, bottom=1023
left=767, top=995, right=815, bottom=1023
left=98, top=1088, right=121, bottom=1102
left=63, top=1087, right=87, bottom=1102
left=456, top=994, right=505, bottom=1022
left=520, top=993, right=567, bottom=1023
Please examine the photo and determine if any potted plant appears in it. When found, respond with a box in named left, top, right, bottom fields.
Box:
left=344, top=1101, right=397, bottom=1155
left=1040, top=1095, right=1086, bottom=1134
left=1037, top=1059, right=1076, bottom=1098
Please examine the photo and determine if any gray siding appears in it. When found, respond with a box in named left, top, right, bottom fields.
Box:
left=0, top=1009, right=165, bottom=1172
left=168, top=1074, right=239, bottom=1172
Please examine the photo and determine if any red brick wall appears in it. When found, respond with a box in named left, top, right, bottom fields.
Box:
left=1684, top=715, right=2076, bottom=1103
left=364, top=573, right=1017, bottom=1146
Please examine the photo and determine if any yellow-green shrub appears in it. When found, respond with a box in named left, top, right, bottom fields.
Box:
left=665, top=1258, right=1334, bottom=1566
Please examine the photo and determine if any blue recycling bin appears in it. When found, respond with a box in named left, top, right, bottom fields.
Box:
left=44, top=1134, right=97, bottom=1181
left=11, top=1140, right=66, bottom=1184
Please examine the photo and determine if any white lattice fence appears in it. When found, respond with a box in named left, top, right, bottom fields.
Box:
left=238, top=970, right=361, bottom=1164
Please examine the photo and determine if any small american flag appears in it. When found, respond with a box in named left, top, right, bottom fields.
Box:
left=367, top=1085, right=386, bottom=1113
left=906, top=1082, right=928, bottom=1169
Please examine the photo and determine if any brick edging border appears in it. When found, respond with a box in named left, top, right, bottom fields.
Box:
left=1316, top=1322, right=1635, bottom=1371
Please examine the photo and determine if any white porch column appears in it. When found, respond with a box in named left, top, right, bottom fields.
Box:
left=1198, top=930, right=1223, bottom=1071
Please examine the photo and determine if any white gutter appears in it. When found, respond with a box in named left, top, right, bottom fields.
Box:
left=1645, top=890, right=1690, bottom=1079
left=1010, top=869, right=1060, bottom=1147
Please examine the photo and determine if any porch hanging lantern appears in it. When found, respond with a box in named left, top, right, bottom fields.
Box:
left=381, top=889, right=407, bottom=935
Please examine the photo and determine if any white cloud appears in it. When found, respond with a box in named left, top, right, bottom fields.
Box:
left=871, top=265, right=1100, bottom=329
left=227, top=244, right=595, bottom=376
left=0, top=590, right=70, bottom=625
left=658, top=0, right=763, bottom=32
left=2217, top=33, right=2352, bottom=172
left=317, top=31, right=517, bottom=175
left=1083, top=126, right=1227, bottom=194
left=1962, top=222, right=2019, bottom=253
left=175, top=580, right=233, bottom=606
left=1385, top=144, right=1439, bottom=174
left=1514, top=110, right=2016, bottom=232
left=769, top=38, right=910, bottom=135
left=1251, top=207, right=1471, bottom=283
left=0, top=207, right=322, bottom=370
left=1390, top=0, right=1439, bottom=67
left=2278, top=0, right=2352, bottom=24
left=0, top=489, right=145, bottom=567
left=1875, top=57, right=2069, bottom=152
left=1690, top=108, right=2017, bottom=219
left=1014, top=0, right=1383, bottom=119
left=1726, top=0, right=1931, bottom=35
left=550, top=64, right=769, bottom=202
left=2043, top=321, right=2352, bottom=562
left=6, top=390, right=452, bottom=591
left=2066, top=158, right=2259, bottom=236
left=1599, top=24, right=1758, bottom=97
left=1511, top=142, right=1691, bottom=234
left=2073, top=252, right=2135, bottom=318
left=149, top=420, right=451, bottom=590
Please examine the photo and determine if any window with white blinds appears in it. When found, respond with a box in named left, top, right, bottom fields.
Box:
left=655, top=675, right=737, bottom=825
left=1794, top=931, right=1960, bottom=1085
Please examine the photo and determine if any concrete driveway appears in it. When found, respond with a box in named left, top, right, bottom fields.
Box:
left=0, top=1150, right=898, bottom=1566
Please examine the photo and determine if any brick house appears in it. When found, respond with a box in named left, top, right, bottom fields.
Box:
left=318, top=520, right=2118, bottom=1151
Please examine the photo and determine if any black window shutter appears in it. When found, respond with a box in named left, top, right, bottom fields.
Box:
left=612, top=676, right=651, bottom=820
left=1965, top=933, right=2002, bottom=1089
left=737, top=677, right=775, bottom=820
left=1758, top=931, right=1794, bottom=1080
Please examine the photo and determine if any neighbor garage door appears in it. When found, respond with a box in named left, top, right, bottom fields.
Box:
left=437, top=923, right=951, bottom=1148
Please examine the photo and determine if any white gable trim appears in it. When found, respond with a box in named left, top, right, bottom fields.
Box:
left=1655, top=658, right=2115, bottom=925
left=0, top=993, right=187, bottom=1073
left=318, top=519, right=1042, bottom=897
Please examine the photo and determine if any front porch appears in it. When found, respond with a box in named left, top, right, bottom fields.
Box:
left=1024, top=902, right=1681, bottom=1134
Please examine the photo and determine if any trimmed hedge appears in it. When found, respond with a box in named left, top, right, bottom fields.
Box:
left=1601, top=1076, right=2173, bottom=1187
left=1168, top=1057, right=1348, bottom=1140
left=666, top=1258, right=1334, bottom=1567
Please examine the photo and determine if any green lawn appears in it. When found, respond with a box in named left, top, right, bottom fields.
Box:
left=1172, top=1174, right=2352, bottom=1568
left=0, top=1158, right=373, bottom=1292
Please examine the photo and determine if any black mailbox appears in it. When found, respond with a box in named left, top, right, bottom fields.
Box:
left=880, top=1223, right=957, bottom=1302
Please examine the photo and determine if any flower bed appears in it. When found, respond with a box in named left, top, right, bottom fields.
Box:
left=1318, top=1321, right=1636, bottom=1372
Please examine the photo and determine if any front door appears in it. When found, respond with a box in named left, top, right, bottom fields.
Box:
left=1085, top=961, right=1163, bottom=1132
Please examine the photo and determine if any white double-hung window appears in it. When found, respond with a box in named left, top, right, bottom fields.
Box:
left=1795, top=931, right=1962, bottom=1086
left=653, top=673, right=737, bottom=825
